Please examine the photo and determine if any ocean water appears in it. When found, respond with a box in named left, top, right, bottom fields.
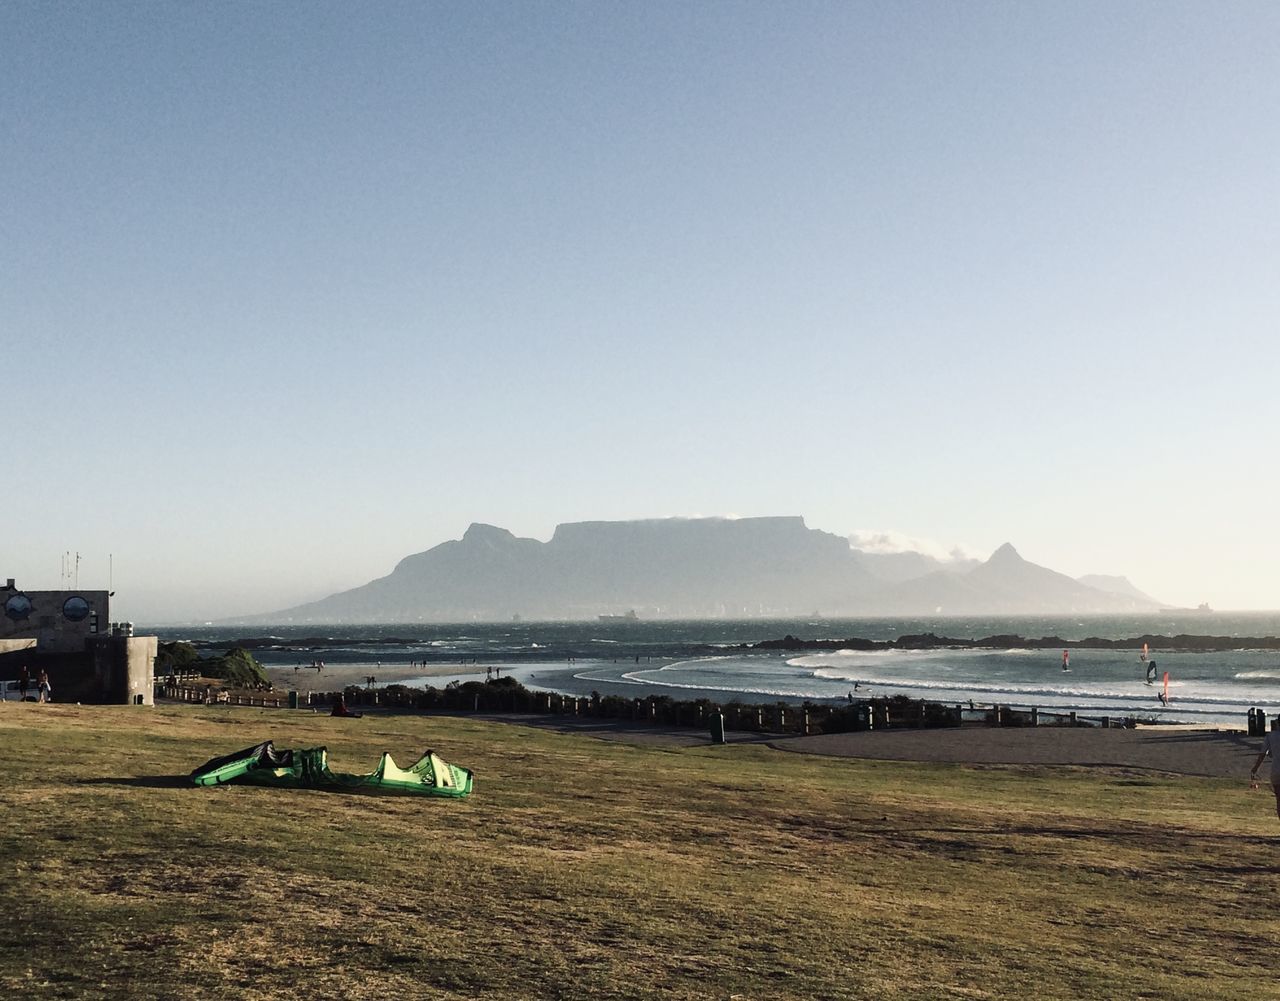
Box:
left=154, top=613, right=1280, bottom=727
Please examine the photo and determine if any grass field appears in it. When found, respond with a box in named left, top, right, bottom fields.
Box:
left=1, top=704, right=1276, bottom=1000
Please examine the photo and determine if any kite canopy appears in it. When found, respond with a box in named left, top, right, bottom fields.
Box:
left=190, top=740, right=473, bottom=797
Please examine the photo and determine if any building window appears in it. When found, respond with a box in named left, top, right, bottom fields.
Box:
left=3, top=593, right=33, bottom=622
left=63, top=596, right=91, bottom=622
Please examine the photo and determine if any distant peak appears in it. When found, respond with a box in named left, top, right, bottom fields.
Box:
left=989, top=542, right=1021, bottom=561
left=462, top=523, right=516, bottom=543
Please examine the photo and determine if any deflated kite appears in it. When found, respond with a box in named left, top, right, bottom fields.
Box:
left=190, top=740, right=473, bottom=797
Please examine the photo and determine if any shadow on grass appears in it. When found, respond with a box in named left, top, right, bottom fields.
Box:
left=79, top=775, right=192, bottom=789
left=881, top=823, right=1280, bottom=848
left=79, top=775, right=469, bottom=799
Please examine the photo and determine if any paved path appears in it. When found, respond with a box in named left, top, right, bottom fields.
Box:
left=472, top=714, right=1266, bottom=779
left=769, top=727, right=1262, bottom=779
left=470, top=713, right=775, bottom=747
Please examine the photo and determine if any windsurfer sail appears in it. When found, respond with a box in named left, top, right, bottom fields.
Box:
left=1146, top=658, right=1157, bottom=685
left=1158, top=671, right=1170, bottom=706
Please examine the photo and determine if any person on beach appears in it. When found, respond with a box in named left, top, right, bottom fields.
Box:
left=36, top=669, right=51, bottom=703
left=1250, top=718, right=1280, bottom=821
left=18, top=665, right=29, bottom=700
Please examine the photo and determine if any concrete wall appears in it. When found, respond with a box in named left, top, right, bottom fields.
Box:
left=93, top=636, right=156, bottom=706
left=0, top=638, right=37, bottom=656
left=1, top=583, right=109, bottom=653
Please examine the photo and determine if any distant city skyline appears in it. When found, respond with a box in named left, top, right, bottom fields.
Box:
left=5, top=3, right=1277, bottom=621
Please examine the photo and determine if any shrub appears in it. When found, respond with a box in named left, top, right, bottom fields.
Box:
left=156, top=641, right=200, bottom=676
left=201, top=647, right=269, bottom=689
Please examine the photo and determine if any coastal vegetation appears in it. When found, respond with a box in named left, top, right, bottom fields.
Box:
left=158, top=641, right=270, bottom=689
left=154, top=640, right=200, bottom=676
left=1, top=704, right=1272, bottom=999
left=201, top=647, right=270, bottom=689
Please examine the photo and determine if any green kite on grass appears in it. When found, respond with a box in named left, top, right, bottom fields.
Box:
left=190, top=740, right=473, bottom=797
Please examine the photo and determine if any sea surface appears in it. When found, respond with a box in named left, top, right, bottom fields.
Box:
left=152, top=613, right=1280, bottom=727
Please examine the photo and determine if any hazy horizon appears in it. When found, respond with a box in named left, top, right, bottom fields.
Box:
left=72, top=517, right=1228, bottom=627
left=7, top=4, right=1278, bottom=621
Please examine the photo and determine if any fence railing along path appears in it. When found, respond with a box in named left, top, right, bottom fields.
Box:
left=155, top=683, right=1138, bottom=736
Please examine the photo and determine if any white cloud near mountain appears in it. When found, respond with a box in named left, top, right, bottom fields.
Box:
left=848, top=529, right=981, bottom=563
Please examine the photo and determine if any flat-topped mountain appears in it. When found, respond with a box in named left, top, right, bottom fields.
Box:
left=252, top=517, right=873, bottom=622
left=236, top=517, right=1165, bottom=623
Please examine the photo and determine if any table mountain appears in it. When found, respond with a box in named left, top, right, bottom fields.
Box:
left=237, top=519, right=1163, bottom=623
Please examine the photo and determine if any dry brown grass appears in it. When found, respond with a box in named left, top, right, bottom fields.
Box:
left=1, top=703, right=1276, bottom=1000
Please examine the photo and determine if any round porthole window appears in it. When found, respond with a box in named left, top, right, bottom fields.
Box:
left=63, top=596, right=91, bottom=622
left=3, top=594, right=33, bottom=622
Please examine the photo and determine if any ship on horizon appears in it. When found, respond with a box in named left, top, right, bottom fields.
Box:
left=598, top=609, right=639, bottom=623
left=1158, top=602, right=1213, bottom=614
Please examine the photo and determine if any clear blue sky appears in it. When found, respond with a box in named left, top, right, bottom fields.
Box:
left=5, top=2, right=1278, bottom=621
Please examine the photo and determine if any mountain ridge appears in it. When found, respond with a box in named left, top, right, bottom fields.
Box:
left=232, top=517, right=1164, bottom=623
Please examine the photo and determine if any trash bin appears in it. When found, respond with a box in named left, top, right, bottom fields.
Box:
left=709, top=711, right=726, bottom=744
left=1248, top=708, right=1258, bottom=736
left=288, top=690, right=299, bottom=710
left=1251, top=708, right=1268, bottom=736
